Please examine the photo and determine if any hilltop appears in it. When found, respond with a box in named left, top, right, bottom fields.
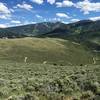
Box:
left=0, top=37, right=96, bottom=65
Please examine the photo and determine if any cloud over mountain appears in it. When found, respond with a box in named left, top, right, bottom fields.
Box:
left=89, top=16, right=100, bottom=21
left=56, top=0, right=74, bottom=7
left=75, top=0, right=100, bottom=14
left=56, top=13, right=70, bottom=18
left=16, top=2, right=33, bottom=11
left=31, top=0, right=44, bottom=4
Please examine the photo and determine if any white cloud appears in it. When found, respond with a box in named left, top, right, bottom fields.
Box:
left=43, top=18, right=47, bottom=22
left=56, top=0, right=74, bottom=7
left=89, top=16, right=100, bottom=21
left=0, top=2, right=12, bottom=20
left=16, top=2, right=33, bottom=11
left=0, top=24, right=7, bottom=28
left=36, top=14, right=43, bottom=18
left=31, top=21, right=36, bottom=24
left=47, top=0, right=55, bottom=5
left=0, top=14, right=11, bottom=19
left=62, top=21, right=69, bottom=24
left=22, top=21, right=36, bottom=25
left=56, top=13, right=70, bottom=18
left=48, top=17, right=61, bottom=21
left=31, top=0, right=43, bottom=5
left=52, top=17, right=61, bottom=21
left=75, top=0, right=100, bottom=14
left=55, top=0, right=100, bottom=14
left=71, top=18, right=80, bottom=22
left=10, top=9, right=15, bottom=13
left=11, top=20, right=21, bottom=24
left=0, top=15, right=6, bottom=19
left=0, top=2, right=11, bottom=14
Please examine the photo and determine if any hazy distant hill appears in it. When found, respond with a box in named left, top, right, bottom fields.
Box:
left=0, top=22, right=65, bottom=37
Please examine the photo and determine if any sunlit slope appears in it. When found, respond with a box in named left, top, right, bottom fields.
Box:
left=0, top=37, right=94, bottom=65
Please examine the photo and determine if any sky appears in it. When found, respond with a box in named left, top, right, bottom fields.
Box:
left=0, top=0, right=100, bottom=28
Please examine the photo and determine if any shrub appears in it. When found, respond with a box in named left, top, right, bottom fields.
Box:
left=23, top=93, right=39, bottom=100
left=46, top=92, right=64, bottom=100
left=93, top=95, right=100, bottom=100
left=64, top=88, right=73, bottom=95
left=83, top=81, right=99, bottom=93
left=0, top=86, right=9, bottom=98
left=80, top=91, right=94, bottom=100
left=53, top=63, right=57, bottom=66
left=24, top=86, right=35, bottom=92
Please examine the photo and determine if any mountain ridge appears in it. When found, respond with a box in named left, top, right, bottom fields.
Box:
left=0, top=20, right=99, bottom=37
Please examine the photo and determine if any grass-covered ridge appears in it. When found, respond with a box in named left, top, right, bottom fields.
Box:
left=0, top=37, right=95, bottom=65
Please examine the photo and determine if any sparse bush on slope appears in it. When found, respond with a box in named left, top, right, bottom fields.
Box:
left=0, top=62, right=99, bottom=100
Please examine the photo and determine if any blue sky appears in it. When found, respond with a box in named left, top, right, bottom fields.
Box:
left=0, top=0, right=100, bottom=27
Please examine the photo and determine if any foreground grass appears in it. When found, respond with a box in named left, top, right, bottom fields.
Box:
left=0, top=61, right=100, bottom=100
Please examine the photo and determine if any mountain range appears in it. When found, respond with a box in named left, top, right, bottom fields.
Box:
left=0, top=20, right=99, bottom=37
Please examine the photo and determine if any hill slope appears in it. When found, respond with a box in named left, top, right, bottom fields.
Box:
left=0, top=37, right=97, bottom=65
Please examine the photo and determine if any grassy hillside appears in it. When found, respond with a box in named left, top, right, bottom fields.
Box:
left=0, top=37, right=97, bottom=65
left=0, top=61, right=100, bottom=100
